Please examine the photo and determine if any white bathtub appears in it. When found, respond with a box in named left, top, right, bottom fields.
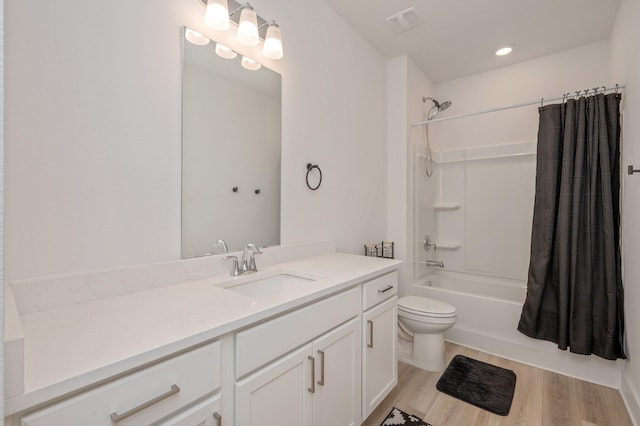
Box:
left=403, top=270, right=624, bottom=388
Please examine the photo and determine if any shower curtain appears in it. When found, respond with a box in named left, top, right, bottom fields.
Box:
left=518, top=93, right=626, bottom=360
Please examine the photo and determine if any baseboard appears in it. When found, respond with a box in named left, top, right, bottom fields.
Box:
left=621, top=373, right=640, bottom=426
left=445, top=325, right=624, bottom=389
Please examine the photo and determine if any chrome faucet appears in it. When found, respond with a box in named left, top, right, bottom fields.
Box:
left=216, top=239, right=229, bottom=253
left=425, top=260, right=445, bottom=268
left=223, top=244, right=263, bottom=276
left=240, top=243, right=263, bottom=273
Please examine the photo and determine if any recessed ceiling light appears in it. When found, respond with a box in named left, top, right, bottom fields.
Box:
left=495, top=46, right=513, bottom=56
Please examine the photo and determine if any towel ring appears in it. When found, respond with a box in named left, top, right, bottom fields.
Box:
left=306, top=163, right=322, bottom=190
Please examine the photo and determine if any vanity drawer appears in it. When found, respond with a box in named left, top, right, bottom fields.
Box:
left=20, top=341, right=221, bottom=426
left=235, top=286, right=360, bottom=378
left=362, top=271, right=398, bottom=310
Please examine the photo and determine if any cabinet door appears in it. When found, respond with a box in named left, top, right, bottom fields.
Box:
left=235, top=344, right=313, bottom=426
left=312, top=318, right=361, bottom=426
left=158, top=394, right=221, bottom=426
left=362, top=296, right=398, bottom=419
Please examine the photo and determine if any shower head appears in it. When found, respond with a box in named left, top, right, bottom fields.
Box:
left=424, top=97, right=452, bottom=120
left=438, top=100, right=452, bottom=111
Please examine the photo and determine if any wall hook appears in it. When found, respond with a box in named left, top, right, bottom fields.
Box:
left=232, top=186, right=239, bottom=192
left=628, top=165, right=640, bottom=175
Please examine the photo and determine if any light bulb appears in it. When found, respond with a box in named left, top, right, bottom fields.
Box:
left=263, top=22, right=283, bottom=60
left=495, top=46, right=513, bottom=56
left=215, top=43, right=237, bottom=59
left=184, top=28, right=210, bottom=46
left=204, top=0, right=230, bottom=31
left=241, top=56, right=262, bottom=71
left=237, top=5, right=259, bottom=46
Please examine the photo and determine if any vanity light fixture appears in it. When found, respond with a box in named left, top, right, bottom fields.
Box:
left=237, top=4, right=259, bottom=46
left=184, top=28, right=210, bottom=46
left=241, top=55, right=262, bottom=70
left=263, top=21, right=283, bottom=59
left=198, top=0, right=284, bottom=59
left=205, top=0, right=231, bottom=31
left=495, top=46, right=513, bottom=56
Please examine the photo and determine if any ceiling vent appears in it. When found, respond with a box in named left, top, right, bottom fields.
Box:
left=385, top=7, right=424, bottom=33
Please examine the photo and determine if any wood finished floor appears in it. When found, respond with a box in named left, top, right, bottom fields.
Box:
left=363, top=342, right=632, bottom=426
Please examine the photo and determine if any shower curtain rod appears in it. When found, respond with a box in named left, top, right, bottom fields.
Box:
left=412, top=84, right=625, bottom=126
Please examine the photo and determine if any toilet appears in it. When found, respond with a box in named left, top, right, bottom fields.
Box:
left=397, top=295, right=457, bottom=372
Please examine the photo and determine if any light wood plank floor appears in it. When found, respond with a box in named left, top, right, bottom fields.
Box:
left=363, top=342, right=632, bottom=426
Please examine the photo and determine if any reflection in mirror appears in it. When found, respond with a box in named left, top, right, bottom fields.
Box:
left=181, top=30, right=281, bottom=258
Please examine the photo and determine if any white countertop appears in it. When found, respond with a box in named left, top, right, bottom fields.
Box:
left=6, top=252, right=400, bottom=415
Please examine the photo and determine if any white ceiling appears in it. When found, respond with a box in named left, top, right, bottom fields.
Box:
left=322, top=0, right=622, bottom=83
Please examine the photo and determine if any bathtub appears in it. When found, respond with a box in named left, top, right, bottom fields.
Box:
left=401, top=270, right=624, bottom=388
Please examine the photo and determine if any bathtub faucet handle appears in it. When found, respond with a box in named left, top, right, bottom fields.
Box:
left=424, top=235, right=437, bottom=252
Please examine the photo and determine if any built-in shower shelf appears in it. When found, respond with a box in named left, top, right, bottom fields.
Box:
left=433, top=202, right=461, bottom=210
left=435, top=241, right=461, bottom=250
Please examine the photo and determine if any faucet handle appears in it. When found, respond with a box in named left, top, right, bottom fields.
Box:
left=246, top=243, right=262, bottom=254
left=223, top=256, right=240, bottom=276
left=245, top=244, right=263, bottom=272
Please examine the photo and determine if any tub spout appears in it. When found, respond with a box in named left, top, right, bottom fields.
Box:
left=425, top=260, right=445, bottom=268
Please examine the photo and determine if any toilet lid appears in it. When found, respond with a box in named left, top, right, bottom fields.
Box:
left=397, top=296, right=456, bottom=317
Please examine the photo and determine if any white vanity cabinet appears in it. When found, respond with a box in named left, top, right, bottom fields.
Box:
left=234, top=287, right=362, bottom=426
left=361, top=272, right=398, bottom=420
left=18, top=341, right=222, bottom=426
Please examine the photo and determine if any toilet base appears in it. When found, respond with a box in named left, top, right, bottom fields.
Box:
left=412, top=333, right=446, bottom=372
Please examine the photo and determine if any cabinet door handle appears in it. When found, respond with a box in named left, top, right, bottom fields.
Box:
left=214, top=412, right=222, bottom=426
left=367, top=320, right=374, bottom=348
left=378, top=285, right=394, bottom=294
left=110, top=384, right=180, bottom=423
left=317, top=350, right=325, bottom=386
left=308, top=356, right=316, bottom=393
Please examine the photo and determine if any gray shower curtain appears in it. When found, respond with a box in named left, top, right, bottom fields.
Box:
left=517, top=93, right=626, bottom=360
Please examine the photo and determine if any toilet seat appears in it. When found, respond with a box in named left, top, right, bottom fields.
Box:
left=398, top=296, right=456, bottom=318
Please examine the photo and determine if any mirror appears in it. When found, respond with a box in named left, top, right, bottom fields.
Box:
left=181, top=31, right=282, bottom=258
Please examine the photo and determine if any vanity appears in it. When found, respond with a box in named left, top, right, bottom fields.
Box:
left=4, top=243, right=400, bottom=425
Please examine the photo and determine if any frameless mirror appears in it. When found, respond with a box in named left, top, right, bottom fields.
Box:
left=181, top=30, right=282, bottom=258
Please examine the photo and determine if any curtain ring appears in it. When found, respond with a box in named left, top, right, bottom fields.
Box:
left=616, top=83, right=619, bottom=94
left=306, top=163, right=322, bottom=191
left=540, top=97, right=544, bottom=107
left=575, top=91, right=580, bottom=99
left=601, top=86, right=607, bottom=94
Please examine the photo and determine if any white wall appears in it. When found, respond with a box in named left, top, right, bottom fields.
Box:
left=387, top=56, right=435, bottom=294
left=610, top=0, right=640, bottom=421
left=4, top=0, right=388, bottom=281
left=274, top=0, right=387, bottom=256
left=433, top=41, right=611, bottom=151
left=181, top=63, right=280, bottom=256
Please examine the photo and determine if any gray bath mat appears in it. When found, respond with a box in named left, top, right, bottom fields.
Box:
left=436, top=355, right=516, bottom=416
left=380, top=407, right=432, bottom=425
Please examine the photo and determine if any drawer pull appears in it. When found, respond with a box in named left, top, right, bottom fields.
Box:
left=214, top=412, right=222, bottom=426
left=367, top=320, right=374, bottom=348
left=317, top=350, right=325, bottom=386
left=110, top=384, right=180, bottom=423
left=377, top=285, right=394, bottom=294
left=308, top=356, right=316, bottom=393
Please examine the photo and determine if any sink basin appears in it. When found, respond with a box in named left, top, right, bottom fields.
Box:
left=217, top=272, right=317, bottom=298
